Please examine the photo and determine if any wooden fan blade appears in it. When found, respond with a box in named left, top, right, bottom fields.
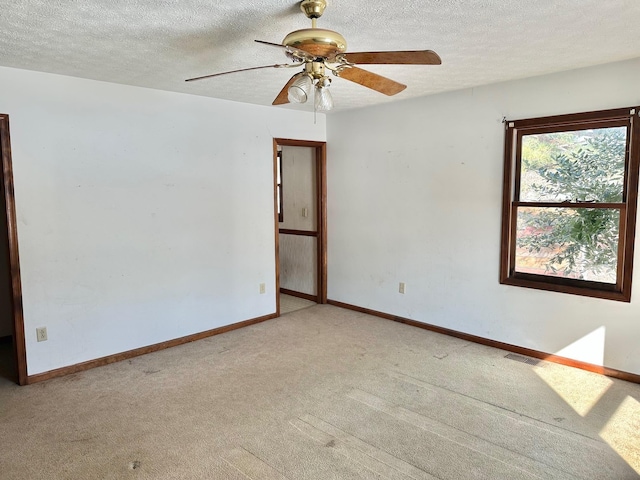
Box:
left=337, top=67, right=406, bottom=96
left=185, top=64, right=291, bottom=82
left=272, top=74, right=301, bottom=105
left=255, top=39, right=288, bottom=49
left=342, top=50, right=442, bottom=65
left=255, top=39, right=315, bottom=62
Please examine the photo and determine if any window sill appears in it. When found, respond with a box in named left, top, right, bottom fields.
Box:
left=500, top=274, right=630, bottom=302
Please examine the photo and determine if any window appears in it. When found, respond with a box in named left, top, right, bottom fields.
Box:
left=500, top=106, right=640, bottom=301
left=277, top=150, right=284, bottom=223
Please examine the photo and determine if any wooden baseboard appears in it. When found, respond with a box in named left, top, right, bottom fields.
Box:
left=26, top=312, right=278, bottom=385
left=280, top=288, right=318, bottom=303
left=327, top=299, right=640, bottom=384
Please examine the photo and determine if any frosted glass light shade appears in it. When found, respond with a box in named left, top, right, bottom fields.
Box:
left=314, top=86, right=333, bottom=111
left=288, top=74, right=313, bottom=103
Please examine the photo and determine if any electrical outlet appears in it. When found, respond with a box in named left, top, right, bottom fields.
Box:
left=399, top=282, right=406, bottom=294
left=36, top=327, right=48, bottom=342
left=259, top=283, right=266, bottom=294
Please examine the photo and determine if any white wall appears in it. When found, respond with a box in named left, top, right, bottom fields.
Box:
left=0, top=66, right=325, bottom=375
left=327, top=58, right=640, bottom=375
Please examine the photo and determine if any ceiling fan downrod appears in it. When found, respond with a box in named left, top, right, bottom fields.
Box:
left=300, top=0, right=327, bottom=25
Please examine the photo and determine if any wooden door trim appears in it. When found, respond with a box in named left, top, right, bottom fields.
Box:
left=273, top=140, right=281, bottom=316
left=318, top=142, right=327, bottom=303
left=0, top=114, right=27, bottom=385
left=274, top=138, right=327, bottom=308
left=279, top=229, right=318, bottom=237
left=279, top=288, right=318, bottom=303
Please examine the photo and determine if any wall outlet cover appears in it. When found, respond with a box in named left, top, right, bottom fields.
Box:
left=36, top=327, right=48, bottom=342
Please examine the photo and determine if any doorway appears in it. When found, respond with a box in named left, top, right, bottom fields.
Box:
left=274, top=138, right=327, bottom=316
left=0, top=114, right=27, bottom=385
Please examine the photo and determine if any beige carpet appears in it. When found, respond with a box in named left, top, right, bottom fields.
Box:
left=0, top=304, right=638, bottom=479
left=280, top=293, right=316, bottom=315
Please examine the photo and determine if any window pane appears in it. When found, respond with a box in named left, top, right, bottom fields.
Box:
left=515, top=207, right=620, bottom=284
left=520, top=127, right=626, bottom=203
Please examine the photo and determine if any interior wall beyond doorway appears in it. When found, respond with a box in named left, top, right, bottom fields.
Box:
left=279, top=145, right=318, bottom=296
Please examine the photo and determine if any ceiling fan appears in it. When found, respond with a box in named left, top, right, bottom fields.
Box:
left=185, top=0, right=442, bottom=111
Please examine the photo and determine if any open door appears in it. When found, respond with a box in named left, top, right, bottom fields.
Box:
left=0, top=114, right=27, bottom=385
left=274, top=138, right=327, bottom=316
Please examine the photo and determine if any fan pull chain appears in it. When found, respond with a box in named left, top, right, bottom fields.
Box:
left=313, top=86, right=318, bottom=124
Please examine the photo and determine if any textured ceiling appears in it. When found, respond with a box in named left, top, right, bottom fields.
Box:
left=1, top=1, right=640, bottom=113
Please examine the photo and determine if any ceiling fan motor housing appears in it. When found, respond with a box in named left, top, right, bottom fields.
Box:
left=283, top=28, right=347, bottom=57
left=285, top=0, right=346, bottom=58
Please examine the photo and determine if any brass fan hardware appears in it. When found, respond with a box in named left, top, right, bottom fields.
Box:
left=283, top=0, right=346, bottom=59
left=300, top=0, right=327, bottom=20
left=185, top=0, right=441, bottom=110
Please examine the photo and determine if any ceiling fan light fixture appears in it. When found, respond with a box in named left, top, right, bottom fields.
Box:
left=287, top=73, right=313, bottom=103
left=185, top=0, right=442, bottom=111
left=315, top=84, right=333, bottom=111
